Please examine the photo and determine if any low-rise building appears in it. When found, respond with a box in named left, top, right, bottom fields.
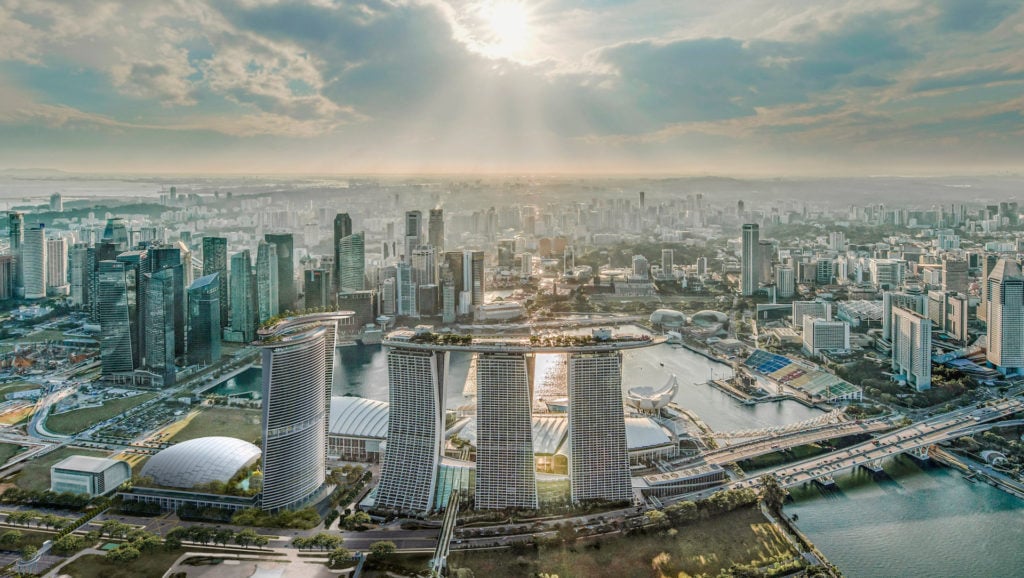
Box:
left=50, top=456, right=131, bottom=497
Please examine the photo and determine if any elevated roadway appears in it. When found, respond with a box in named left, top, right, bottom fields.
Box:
left=700, top=418, right=896, bottom=466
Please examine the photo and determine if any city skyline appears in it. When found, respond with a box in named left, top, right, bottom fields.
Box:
left=1, top=1, right=1023, bottom=175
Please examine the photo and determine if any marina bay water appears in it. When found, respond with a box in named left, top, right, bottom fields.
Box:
left=786, top=457, right=1024, bottom=578
left=209, top=341, right=1024, bottom=575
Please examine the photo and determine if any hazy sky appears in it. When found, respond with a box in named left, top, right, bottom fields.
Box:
left=1, top=0, right=1022, bottom=175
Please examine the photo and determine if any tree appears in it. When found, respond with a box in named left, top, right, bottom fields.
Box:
left=369, top=540, right=396, bottom=560
left=652, top=552, right=673, bottom=577
left=20, top=544, right=37, bottom=561
left=253, top=534, right=269, bottom=549
left=235, top=528, right=259, bottom=549
left=101, top=519, right=131, bottom=539
left=327, top=546, right=353, bottom=568
left=760, top=474, right=789, bottom=513
left=647, top=510, right=669, bottom=530
left=106, top=544, right=140, bottom=562
left=0, top=530, right=22, bottom=547
left=52, top=534, right=84, bottom=554
left=214, top=529, right=234, bottom=547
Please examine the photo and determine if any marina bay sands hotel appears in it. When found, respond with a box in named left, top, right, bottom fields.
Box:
left=374, top=327, right=662, bottom=514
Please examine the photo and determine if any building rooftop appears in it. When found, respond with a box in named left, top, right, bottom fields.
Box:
left=329, top=396, right=389, bottom=439
left=141, top=436, right=261, bottom=489
left=384, top=328, right=662, bottom=353
left=52, top=455, right=125, bottom=474
left=624, top=417, right=674, bottom=450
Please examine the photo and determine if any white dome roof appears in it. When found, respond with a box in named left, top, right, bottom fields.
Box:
left=141, top=436, right=261, bottom=489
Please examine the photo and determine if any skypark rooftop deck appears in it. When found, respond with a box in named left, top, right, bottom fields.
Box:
left=383, top=327, right=664, bottom=353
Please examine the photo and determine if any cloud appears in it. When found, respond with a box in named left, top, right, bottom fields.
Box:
left=910, top=66, right=1024, bottom=93
left=935, top=0, right=1021, bottom=32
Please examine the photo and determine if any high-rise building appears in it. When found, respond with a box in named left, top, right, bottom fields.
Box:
left=0, top=255, right=13, bottom=300
left=396, top=262, right=416, bottom=316
left=376, top=343, right=448, bottom=513
left=465, top=250, right=485, bottom=308
left=256, top=241, right=279, bottom=323
left=741, top=223, right=759, bottom=296
left=441, top=276, right=456, bottom=324
left=257, top=314, right=350, bottom=511
left=775, top=265, right=795, bottom=298
left=870, top=259, right=903, bottom=290
left=568, top=351, right=631, bottom=503
left=979, top=253, right=1001, bottom=322
left=631, top=254, right=649, bottom=279
left=695, top=256, right=708, bottom=276
left=941, top=258, right=968, bottom=294
left=187, top=273, right=221, bottom=366
left=428, top=208, right=444, bottom=252
left=758, top=240, right=774, bottom=284
left=660, top=249, right=674, bottom=275
left=333, top=213, right=353, bottom=295
left=149, top=245, right=186, bottom=356
left=946, top=293, right=970, bottom=344
left=22, top=223, right=46, bottom=299
left=49, top=192, right=63, bottom=212
left=802, top=317, right=850, bottom=358
left=116, top=250, right=149, bottom=368
left=143, top=268, right=177, bottom=385
left=7, top=213, right=24, bottom=297
left=986, top=259, right=1024, bottom=375
left=98, top=261, right=135, bottom=375
left=265, top=233, right=295, bottom=313
left=304, top=269, right=329, bottom=310
left=102, top=218, right=129, bottom=251
left=890, top=306, right=932, bottom=391
left=475, top=352, right=537, bottom=510
left=88, top=243, right=118, bottom=324
left=404, top=210, right=422, bottom=262
left=497, top=239, right=515, bottom=269
left=46, top=237, right=68, bottom=294
left=412, top=245, right=436, bottom=286
left=230, top=250, right=257, bottom=342
left=69, top=243, right=90, bottom=307
left=792, top=301, right=831, bottom=328
left=202, top=237, right=229, bottom=328
left=882, top=289, right=928, bottom=341
left=338, top=232, right=365, bottom=294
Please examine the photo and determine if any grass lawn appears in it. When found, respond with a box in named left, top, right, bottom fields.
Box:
left=61, top=549, right=186, bottom=578
left=168, top=407, right=263, bottom=445
left=448, top=507, right=797, bottom=578
left=739, top=443, right=829, bottom=470
left=15, top=447, right=110, bottom=492
left=45, top=392, right=158, bottom=435
left=0, top=381, right=42, bottom=397
left=0, top=404, right=35, bottom=426
left=0, top=442, right=26, bottom=466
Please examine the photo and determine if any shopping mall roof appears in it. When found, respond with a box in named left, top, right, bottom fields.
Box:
left=624, top=417, right=674, bottom=451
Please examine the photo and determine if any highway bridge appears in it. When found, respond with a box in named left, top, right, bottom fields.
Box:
left=699, top=417, right=897, bottom=466
left=672, top=398, right=1024, bottom=502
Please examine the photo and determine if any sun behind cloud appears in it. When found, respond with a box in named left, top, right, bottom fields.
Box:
left=476, top=0, right=533, bottom=59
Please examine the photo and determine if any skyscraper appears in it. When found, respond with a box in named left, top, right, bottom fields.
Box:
left=22, top=223, right=47, bottom=299
left=144, top=268, right=177, bottom=385
left=256, top=241, right=279, bottom=323
left=475, top=352, right=537, bottom=510
left=741, top=223, right=759, bottom=296
left=149, top=245, right=186, bottom=356
left=942, top=258, right=968, bottom=294
left=986, top=259, right=1024, bottom=375
left=775, top=265, right=795, bottom=298
left=69, top=243, right=89, bottom=307
left=758, top=240, right=774, bottom=284
left=428, top=208, right=444, bottom=252
left=333, top=213, right=352, bottom=295
left=102, top=217, right=129, bottom=251
left=376, top=344, right=447, bottom=513
left=265, top=233, right=295, bottom=312
left=412, top=245, right=436, bottom=285
left=890, top=306, right=932, bottom=391
left=404, top=210, right=422, bottom=262
left=187, top=273, right=221, bottom=366
left=46, top=237, right=68, bottom=294
left=396, top=262, right=416, bottom=316
left=257, top=314, right=350, bottom=511
left=568, top=351, right=631, bottom=503
left=7, top=213, right=24, bottom=298
left=230, top=250, right=257, bottom=342
left=304, top=269, right=329, bottom=309
left=338, top=232, right=365, bottom=293
left=202, top=237, right=229, bottom=328
left=116, top=250, right=149, bottom=369
left=98, top=261, right=135, bottom=375
left=465, top=250, right=485, bottom=308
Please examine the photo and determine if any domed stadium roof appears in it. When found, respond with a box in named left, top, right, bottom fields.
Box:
left=649, top=309, right=686, bottom=328
left=140, top=436, right=261, bottom=489
left=691, top=310, right=729, bottom=327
